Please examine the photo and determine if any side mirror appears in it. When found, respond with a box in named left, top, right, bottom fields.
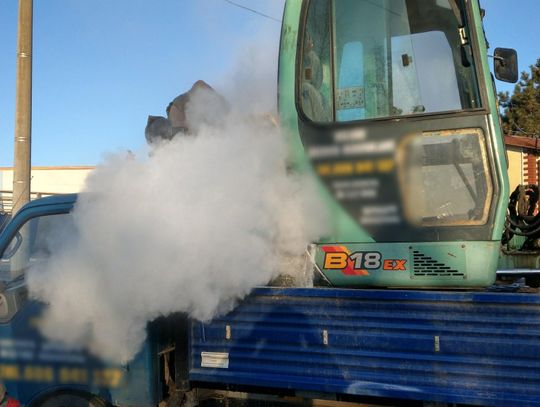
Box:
left=1, top=232, right=22, bottom=260
left=494, top=48, right=518, bottom=83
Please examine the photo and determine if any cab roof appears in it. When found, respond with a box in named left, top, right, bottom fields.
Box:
left=19, top=193, right=78, bottom=211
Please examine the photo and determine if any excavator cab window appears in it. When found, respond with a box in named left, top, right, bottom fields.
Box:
left=398, top=129, right=493, bottom=226
left=300, top=0, right=333, bottom=122
left=300, top=0, right=481, bottom=123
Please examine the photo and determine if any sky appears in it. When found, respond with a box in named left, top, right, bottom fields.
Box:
left=0, top=0, right=284, bottom=167
left=0, top=0, right=538, bottom=167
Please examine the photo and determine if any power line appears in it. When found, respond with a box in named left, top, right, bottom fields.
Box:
left=223, top=0, right=281, bottom=23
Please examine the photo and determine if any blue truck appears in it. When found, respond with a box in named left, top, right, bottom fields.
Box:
left=0, top=194, right=539, bottom=406
left=2, top=0, right=540, bottom=405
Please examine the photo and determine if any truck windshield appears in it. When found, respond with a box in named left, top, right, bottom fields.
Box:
left=0, top=213, right=75, bottom=282
left=299, top=0, right=481, bottom=122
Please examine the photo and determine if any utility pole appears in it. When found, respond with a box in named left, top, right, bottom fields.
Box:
left=12, top=0, right=33, bottom=215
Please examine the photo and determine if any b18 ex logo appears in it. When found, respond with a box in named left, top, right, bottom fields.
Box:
left=322, top=246, right=407, bottom=276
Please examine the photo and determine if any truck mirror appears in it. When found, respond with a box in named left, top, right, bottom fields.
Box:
left=1, top=232, right=22, bottom=260
left=494, top=48, right=518, bottom=83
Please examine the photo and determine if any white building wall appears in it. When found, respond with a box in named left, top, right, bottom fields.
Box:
left=0, top=166, right=94, bottom=212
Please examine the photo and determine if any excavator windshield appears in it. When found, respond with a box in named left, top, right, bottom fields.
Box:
left=299, top=0, right=481, bottom=123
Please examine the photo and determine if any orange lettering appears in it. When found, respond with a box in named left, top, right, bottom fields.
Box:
left=324, top=253, right=348, bottom=269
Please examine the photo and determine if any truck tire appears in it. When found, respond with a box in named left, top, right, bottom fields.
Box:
left=32, top=390, right=107, bottom=407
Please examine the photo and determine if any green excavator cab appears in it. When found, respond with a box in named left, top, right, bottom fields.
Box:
left=279, top=0, right=511, bottom=287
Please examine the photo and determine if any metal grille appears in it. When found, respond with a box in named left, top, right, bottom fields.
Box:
left=412, top=250, right=464, bottom=277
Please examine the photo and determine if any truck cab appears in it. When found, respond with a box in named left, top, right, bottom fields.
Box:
left=0, top=195, right=156, bottom=406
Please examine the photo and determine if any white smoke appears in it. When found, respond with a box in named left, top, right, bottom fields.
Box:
left=26, top=86, right=326, bottom=363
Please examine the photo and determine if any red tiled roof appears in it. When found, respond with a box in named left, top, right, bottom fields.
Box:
left=505, top=135, right=540, bottom=151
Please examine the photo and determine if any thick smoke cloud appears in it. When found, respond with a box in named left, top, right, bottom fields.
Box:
left=27, top=84, right=326, bottom=363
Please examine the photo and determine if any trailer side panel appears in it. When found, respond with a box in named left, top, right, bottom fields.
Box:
left=190, top=287, right=540, bottom=407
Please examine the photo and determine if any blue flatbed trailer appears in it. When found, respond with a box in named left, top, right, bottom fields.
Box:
left=188, top=287, right=540, bottom=407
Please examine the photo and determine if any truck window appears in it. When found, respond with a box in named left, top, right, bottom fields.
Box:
left=0, top=213, right=75, bottom=281
left=299, top=0, right=481, bottom=122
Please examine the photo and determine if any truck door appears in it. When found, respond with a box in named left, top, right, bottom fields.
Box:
left=0, top=203, right=156, bottom=407
left=0, top=210, right=92, bottom=405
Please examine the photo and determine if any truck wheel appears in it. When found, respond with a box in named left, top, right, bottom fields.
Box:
left=33, top=391, right=107, bottom=407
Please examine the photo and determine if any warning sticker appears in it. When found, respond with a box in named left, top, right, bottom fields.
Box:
left=336, top=87, right=365, bottom=110
left=201, top=352, right=229, bottom=369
